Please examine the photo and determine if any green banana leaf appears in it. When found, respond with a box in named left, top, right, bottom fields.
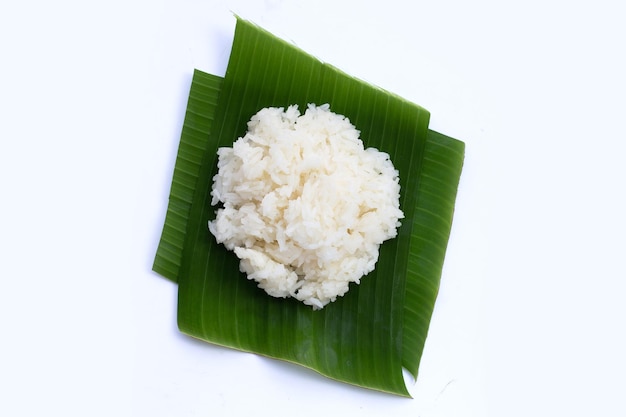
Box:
left=153, top=18, right=465, bottom=397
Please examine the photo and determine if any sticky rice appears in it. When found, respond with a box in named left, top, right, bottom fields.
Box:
left=208, top=104, right=404, bottom=309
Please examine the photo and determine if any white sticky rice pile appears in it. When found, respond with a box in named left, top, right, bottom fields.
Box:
left=208, top=104, right=404, bottom=309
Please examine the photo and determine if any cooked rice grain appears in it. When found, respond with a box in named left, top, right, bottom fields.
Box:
left=208, top=104, right=404, bottom=309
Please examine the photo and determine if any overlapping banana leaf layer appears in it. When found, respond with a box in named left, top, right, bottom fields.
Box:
left=153, top=18, right=464, bottom=397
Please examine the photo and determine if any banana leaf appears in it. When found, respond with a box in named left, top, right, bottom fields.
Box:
left=153, top=18, right=464, bottom=397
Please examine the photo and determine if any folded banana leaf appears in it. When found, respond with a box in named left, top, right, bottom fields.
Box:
left=153, top=17, right=464, bottom=397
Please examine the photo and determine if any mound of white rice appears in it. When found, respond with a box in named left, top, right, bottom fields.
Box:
left=208, top=103, right=404, bottom=309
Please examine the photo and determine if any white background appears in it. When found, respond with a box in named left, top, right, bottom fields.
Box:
left=1, top=1, right=625, bottom=416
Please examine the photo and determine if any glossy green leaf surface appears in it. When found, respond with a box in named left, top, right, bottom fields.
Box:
left=153, top=72, right=223, bottom=283
left=153, top=18, right=464, bottom=396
